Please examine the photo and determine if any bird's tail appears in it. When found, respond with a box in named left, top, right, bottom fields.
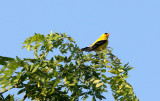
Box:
left=81, top=47, right=91, bottom=52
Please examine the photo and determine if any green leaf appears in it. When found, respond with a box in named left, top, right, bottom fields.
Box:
left=0, top=75, right=5, bottom=78
left=53, top=34, right=60, bottom=41
left=16, top=56, right=21, bottom=61
left=90, top=78, right=95, bottom=82
left=4, top=94, right=14, bottom=101
left=118, top=69, right=124, bottom=73
left=27, top=44, right=30, bottom=51
left=1, top=87, right=6, bottom=92
left=0, top=56, right=14, bottom=65
left=108, top=69, right=117, bottom=74
left=125, top=84, right=132, bottom=89
left=101, top=69, right=106, bottom=73
left=93, top=80, right=101, bottom=84
left=18, top=88, right=26, bottom=95
left=68, top=83, right=75, bottom=86
left=32, top=64, right=40, bottom=73
left=101, top=74, right=106, bottom=79
left=96, top=83, right=104, bottom=87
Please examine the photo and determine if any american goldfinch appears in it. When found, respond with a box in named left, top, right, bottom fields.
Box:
left=81, top=33, right=110, bottom=52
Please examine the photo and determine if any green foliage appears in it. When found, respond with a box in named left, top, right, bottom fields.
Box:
left=0, top=94, right=15, bottom=101
left=0, top=56, right=14, bottom=65
left=0, top=32, right=138, bottom=101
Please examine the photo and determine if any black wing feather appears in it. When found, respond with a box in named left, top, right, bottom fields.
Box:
left=91, top=40, right=107, bottom=51
left=81, top=47, right=91, bottom=52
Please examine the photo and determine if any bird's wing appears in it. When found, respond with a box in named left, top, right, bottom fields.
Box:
left=91, top=40, right=107, bottom=51
left=81, top=47, right=91, bottom=52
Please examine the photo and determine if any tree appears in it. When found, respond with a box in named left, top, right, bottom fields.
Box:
left=0, top=32, right=139, bottom=101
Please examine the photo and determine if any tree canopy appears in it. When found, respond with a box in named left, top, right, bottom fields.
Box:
left=0, top=32, right=138, bottom=101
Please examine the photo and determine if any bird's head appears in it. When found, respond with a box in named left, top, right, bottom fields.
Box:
left=104, top=33, right=110, bottom=36
left=104, top=33, right=110, bottom=38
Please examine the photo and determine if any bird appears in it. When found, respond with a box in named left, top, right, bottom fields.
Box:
left=81, top=33, right=110, bottom=52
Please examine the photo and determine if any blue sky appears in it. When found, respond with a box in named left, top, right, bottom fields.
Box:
left=0, top=0, right=160, bottom=101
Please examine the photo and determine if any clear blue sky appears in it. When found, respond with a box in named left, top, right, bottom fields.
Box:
left=0, top=0, right=160, bottom=101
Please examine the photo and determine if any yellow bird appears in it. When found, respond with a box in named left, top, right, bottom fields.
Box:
left=81, top=33, right=110, bottom=52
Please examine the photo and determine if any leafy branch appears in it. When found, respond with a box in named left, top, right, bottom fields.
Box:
left=0, top=32, right=138, bottom=101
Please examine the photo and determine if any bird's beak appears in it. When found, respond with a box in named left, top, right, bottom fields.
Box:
left=107, top=33, right=110, bottom=36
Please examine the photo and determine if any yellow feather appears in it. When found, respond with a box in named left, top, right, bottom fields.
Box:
left=92, top=33, right=108, bottom=45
